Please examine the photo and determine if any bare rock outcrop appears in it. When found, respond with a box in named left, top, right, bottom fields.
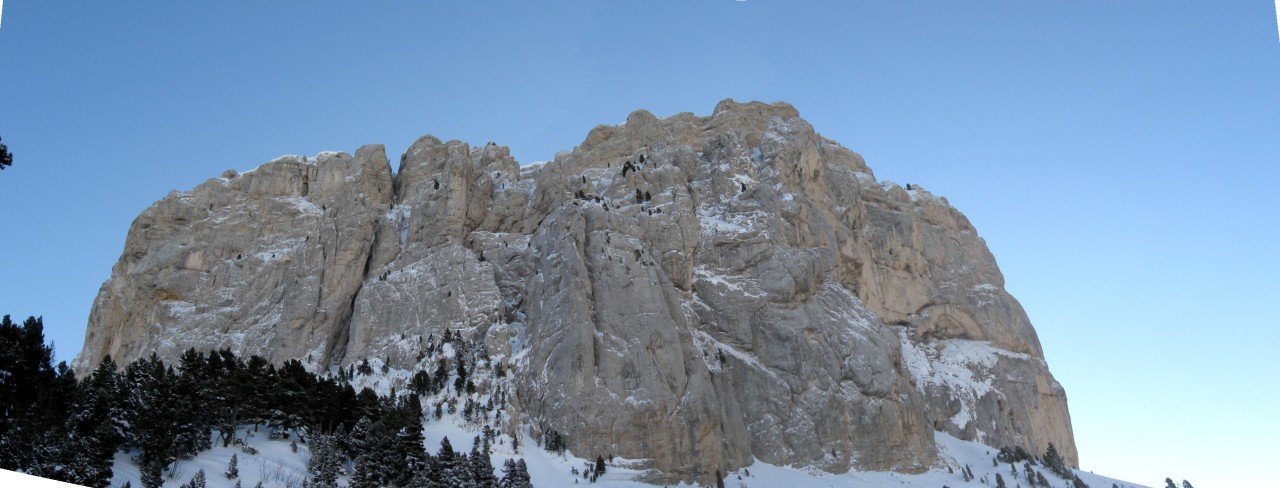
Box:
left=75, top=100, right=1077, bottom=483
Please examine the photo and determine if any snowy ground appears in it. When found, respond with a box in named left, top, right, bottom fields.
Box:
left=105, top=421, right=1146, bottom=488
left=108, top=427, right=317, bottom=488
left=102, top=350, right=1144, bottom=488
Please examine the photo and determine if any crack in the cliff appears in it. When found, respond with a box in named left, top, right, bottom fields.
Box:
left=322, top=219, right=379, bottom=368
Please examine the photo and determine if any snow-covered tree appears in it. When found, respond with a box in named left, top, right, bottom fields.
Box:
left=225, top=452, right=239, bottom=479
left=434, top=436, right=475, bottom=487
left=395, top=395, right=428, bottom=484
left=139, top=459, right=164, bottom=488
left=1042, top=442, right=1068, bottom=478
left=307, top=433, right=341, bottom=488
left=500, top=458, right=533, bottom=488
left=346, top=416, right=373, bottom=459
left=469, top=436, right=497, bottom=486
left=180, top=468, right=207, bottom=488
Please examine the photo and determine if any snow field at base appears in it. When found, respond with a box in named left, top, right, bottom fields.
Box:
left=102, top=425, right=1145, bottom=488
left=102, top=344, right=1144, bottom=488
left=504, top=430, right=1148, bottom=488
left=108, top=427, right=319, bottom=488
left=0, top=469, right=89, bottom=488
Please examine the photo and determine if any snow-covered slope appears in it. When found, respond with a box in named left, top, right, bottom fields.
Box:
left=104, top=350, right=1142, bottom=488
left=105, top=426, right=1144, bottom=488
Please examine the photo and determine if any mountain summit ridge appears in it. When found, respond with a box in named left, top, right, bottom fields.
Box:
left=75, top=99, right=1076, bottom=483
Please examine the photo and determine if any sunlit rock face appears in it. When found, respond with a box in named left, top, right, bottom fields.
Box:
left=76, top=100, right=1076, bottom=484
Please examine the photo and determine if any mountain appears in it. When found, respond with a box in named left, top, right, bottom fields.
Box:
left=74, top=99, right=1076, bottom=484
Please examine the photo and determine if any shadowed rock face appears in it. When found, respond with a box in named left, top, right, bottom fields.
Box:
left=75, top=99, right=1077, bottom=483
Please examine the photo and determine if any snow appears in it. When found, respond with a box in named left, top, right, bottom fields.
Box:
left=109, top=428, right=315, bottom=488
left=692, top=265, right=763, bottom=298
left=763, top=117, right=799, bottom=145
left=102, top=426, right=1145, bottom=488
left=254, top=237, right=305, bottom=262
left=697, top=206, right=768, bottom=236
left=385, top=204, right=411, bottom=243
left=163, top=300, right=196, bottom=318
left=98, top=332, right=1138, bottom=488
left=277, top=196, right=322, bottom=216
left=898, top=328, right=1041, bottom=437
left=238, top=155, right=314, bottom=176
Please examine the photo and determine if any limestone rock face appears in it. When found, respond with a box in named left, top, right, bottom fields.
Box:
left=75, top=100, right=1077, bottom=482
left=80, top=148, right=393, bottom=368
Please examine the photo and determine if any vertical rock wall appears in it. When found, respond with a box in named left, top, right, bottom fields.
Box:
left=75, top=100, right=1077, bottom=483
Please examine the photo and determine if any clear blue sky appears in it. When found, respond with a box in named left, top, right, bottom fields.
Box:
left=1, top=2, right=1276, bottom=486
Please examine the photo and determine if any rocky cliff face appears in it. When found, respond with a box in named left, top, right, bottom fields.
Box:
left=75, top=100, right=1076, bottom=482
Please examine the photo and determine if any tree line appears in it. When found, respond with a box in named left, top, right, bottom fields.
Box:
left=0, top=314, right=532, bottom=488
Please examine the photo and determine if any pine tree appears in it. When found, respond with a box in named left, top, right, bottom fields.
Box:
left=139, top=459, right=164, bottom=488
left=411, top=370, right=432, bottom=396
left=173, top=348, right=214, bottom=458
left=393, top=395, right=428, bottom=485
left=435, top=436, right=475, bottom=486
left=351, top=415, right=397, bottom=488
left=470, top=436, right=498, bottom=486
left=0, top=316, right=64, bottom=473
left=455, top=360, right=469, bottom=394
left=347, top=416, right=374, bottom=459
left=1042, top=442, right=1068, bottom=478
left=500, top=459, right=518, bottom=487
left=996, top=472, right=1007, bottom=488
left=544, top=429, right=566, bottom=455
left=182, top=469, right=207, bottom=488
left=74, top=356, right=126, bottom=487
left=0, top=135, right=12, bottom=171
left=225, top=452, right=239, bottom=479
left=307, top=433, right=341, bottom=488
left=351, top=448, right=389, bottom=488
left=1164, top=479, right=1177, bottom=488
left=500, top=458, right=532, bottom=488
left=1182, top=481, right=1194, bottom=488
